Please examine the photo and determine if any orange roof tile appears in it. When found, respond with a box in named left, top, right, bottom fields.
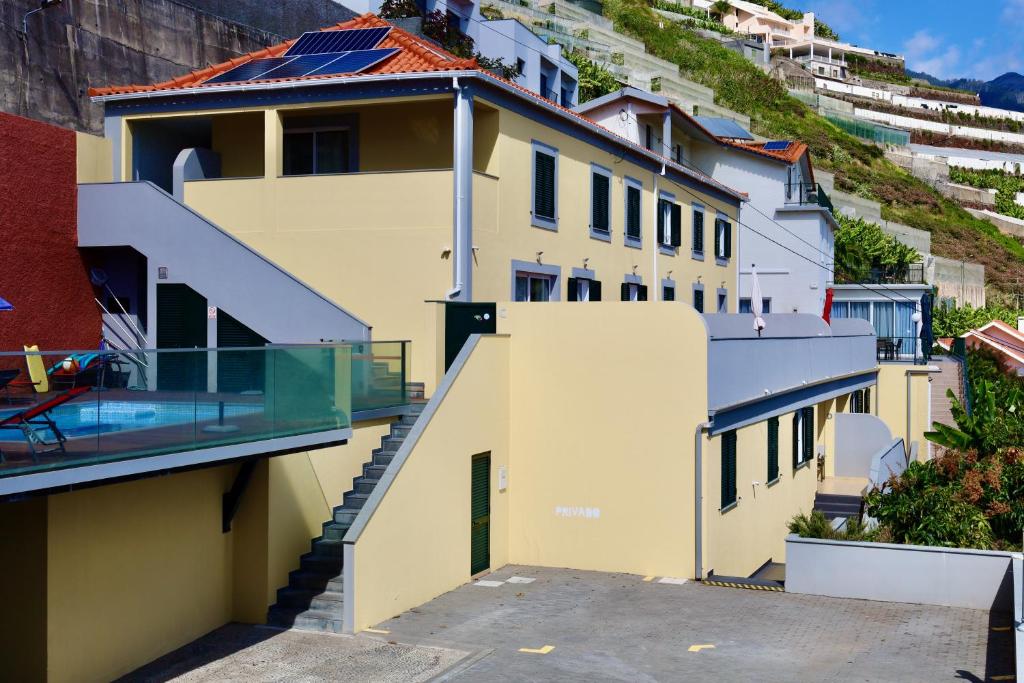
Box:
left=88, top=14, right=477, bottom=97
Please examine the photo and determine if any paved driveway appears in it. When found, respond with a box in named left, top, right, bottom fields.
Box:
left=125, top=565, right=1014, bottom=682
left=375, top=565, right=1014, bottom=683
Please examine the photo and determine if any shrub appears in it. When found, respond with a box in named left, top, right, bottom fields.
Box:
left=931, top=304, right=1024, bottom=337
left=379, top=0, right=420, bottom=19
left=787, top=511, right=872, bottom=541
left=833, top=214, right=920, bottom=283
left=564, top=50, right=620, bottom=103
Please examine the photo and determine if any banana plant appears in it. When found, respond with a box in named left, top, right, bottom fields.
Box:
left=926, top=380, right=1022, bottom=453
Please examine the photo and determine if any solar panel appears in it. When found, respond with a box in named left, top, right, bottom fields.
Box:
left=204, top=57, right=296, bottom=84
left=254, top=53, right=348, bottom=80
left=304, top=48, right=400, bottom=77
left=762, top=140, right=792, bottom=151
left=286, top=27, right=392, bottom=56
left=693, top=116, right=754, bottom=141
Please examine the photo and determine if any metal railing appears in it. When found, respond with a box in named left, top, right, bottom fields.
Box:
left=0, top=341, right=411, bottom=479
left=875, top=336, right=923, bottom=364
left=785, top=182, right=834, bottom=214
left=856, top=263, right=926, bottom=285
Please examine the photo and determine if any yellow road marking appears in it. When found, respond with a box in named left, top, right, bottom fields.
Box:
left=704, top=580, right=783, bottom=592
left=688, top=644, right=715, bottom=653
left=643, top=576, right=655, bottom=582
left=364, top=628, right=390, bottom=634
left=519, top=645, right=555, bottom=654
left=991, top=675, right=1015, bottom=681
left=991, top=626, right=1012, bottom=632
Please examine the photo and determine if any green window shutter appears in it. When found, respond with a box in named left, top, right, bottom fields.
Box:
left=792, top=412, right=800, bottom=469
left=637, top=285, right=648, bottom=301
left=471, top=453, right=491, bottom=575
left=767, top=417, right=779, bottom=482
left=721, top=431, right=737, bottom=508
left=592, top=172, right=610, bottom=232
left=802, top=406, right=815, bottom=462
left=693, top=289, right=704, bottom=313
left=724, top=221, right=733, bottom=258
left=621, top=282, right=631, bottom=301
left=657, top=199, right=667, bottom=243
left=567, top=277, right=579, bottom=302
left=670, top=203, right=682, bottom=247
left=663, top=286, right=675, bottom=301
left=864, top=388, right=871, bottom=413
left=692, top=210, right=704, bottom=252
left=852, top=390, right=863, bottom=413
left=534, top=150, right=556, bottom=220
left=626, top=185, right=641, bottom=238
left=591, top=280, right=602, bottom=301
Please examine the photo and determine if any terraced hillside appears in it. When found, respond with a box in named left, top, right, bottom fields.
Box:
left=603, top=0, right=1024, bottom=299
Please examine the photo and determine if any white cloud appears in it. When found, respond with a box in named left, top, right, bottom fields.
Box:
left=902, top=29, right=963, bottom=79
left=903, top=30, right=940, bottom=60
left=1003, top=0, right=1024, bottom=22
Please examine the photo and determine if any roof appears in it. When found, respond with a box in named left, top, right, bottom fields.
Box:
left=88, top=14, right=476, bottom=97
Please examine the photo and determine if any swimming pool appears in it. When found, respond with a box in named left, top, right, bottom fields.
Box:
left=0, top=399, right=263, bottom=440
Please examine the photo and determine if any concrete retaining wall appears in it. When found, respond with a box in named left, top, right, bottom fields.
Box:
left=786, top=535, right=1021, bottom=610
left=940, top=182, right=998, bottom=208
left=966, top=208, right=1024, bottom=239
left=929, top=256, right=986, bottom=308
left=858, top=108, right=1024, bottom=145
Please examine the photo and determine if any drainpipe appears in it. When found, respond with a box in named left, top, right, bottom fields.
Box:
left=694, top=421, right=711, bottom=580
left=653, top=164, right=666, bottom=299
left=906, top=370, right=913, bottom=457
left=449, top=77, right=474, bottom=301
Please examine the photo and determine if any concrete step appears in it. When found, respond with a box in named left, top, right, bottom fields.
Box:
left=373, top=452, right=395, bottom=467
left=334, top=508, right=359, bottom=525
left=300, top=551, right=343, bottom=574
left=287, top=569, right=344, bottom=593
left=321, top=520, right=351, bottom=540
left=352, top=476, right=380, bottom=494
left=390, top=424, right=412, bottom=438
left=311, top=537, right=345, bottom=558
left=343, top=491, right=370, bottom=509
left=267, top=605, right=344, bottom=634
left=363, top=463, right=388, bottom=480
left=276, top=586, right=345, bottom=611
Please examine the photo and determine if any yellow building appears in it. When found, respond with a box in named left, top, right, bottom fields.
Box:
left=0, top=14, right=935, bottom=682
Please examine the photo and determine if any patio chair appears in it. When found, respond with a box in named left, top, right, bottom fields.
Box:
left=6, top=345, right=50, bottom=394
left=0, top=386, right=91, bottom=463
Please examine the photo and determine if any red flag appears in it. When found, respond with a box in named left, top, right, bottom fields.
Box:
left=822, top=288, right=834, bottom=324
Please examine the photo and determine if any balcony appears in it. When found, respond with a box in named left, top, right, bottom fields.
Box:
left=0, top=342, right=410, bottom=495
left=785, top=182, right=835, bottom=215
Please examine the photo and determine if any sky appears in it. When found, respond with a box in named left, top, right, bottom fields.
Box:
left=810, top=0, right=1024, bottom=81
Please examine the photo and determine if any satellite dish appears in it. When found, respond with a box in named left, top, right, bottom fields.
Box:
left=90, top=268, right=109, bottom=286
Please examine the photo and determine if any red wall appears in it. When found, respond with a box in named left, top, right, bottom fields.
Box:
left=0, top=112, right=101, bottom=352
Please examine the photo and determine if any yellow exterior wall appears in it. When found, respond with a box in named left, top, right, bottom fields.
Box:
left=500, top=303, right=708, bottom=577
left=876, top=365, right=933, bottom=458
left=75, top=131, right=112, bottom=183
left=0, top=498, right=47, bottom=682
left=45, top=466, right=235, bottom=683
left=703, top=410, right=819, bottom=578
left=352, top=335, right=510, bottom=631
left=212, top=111, right=265, bottom=177
left=170, top=95, right=738, bottom=393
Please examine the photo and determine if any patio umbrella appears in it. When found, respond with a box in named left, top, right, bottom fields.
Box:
left=0, top=296, right=12, bottom=311
left=750, top=266, right=766, bottom=334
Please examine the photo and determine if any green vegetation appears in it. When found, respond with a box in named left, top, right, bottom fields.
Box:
left=564, top=50, right=620, bottom=102
left=788, top=511, right=872, bottom=541
left=833, top=214, right=919, bottom=283
left=601, top=0, right=1024, bottom=295
left=949, top=167, right=1024, bottom=220
left=845, top=53, right=910, bottom=85
left=653, top=2, right=734, bottom=35
left=932, top=304, right=1024, bottom=338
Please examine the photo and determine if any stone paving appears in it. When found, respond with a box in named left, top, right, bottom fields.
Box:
left=375, top=565, right=1014, bottom=683
left=123, top=564, right=1015, bottom=682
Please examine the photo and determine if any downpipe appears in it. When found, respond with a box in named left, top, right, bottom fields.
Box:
left=695, top=421, right=711, bottom=581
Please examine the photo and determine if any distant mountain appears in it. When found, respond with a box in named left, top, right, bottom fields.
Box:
left=905, top=70, right=1024, bottom=113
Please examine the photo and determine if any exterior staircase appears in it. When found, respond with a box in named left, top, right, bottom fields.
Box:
left=266, top=402, right=425, bottom=633
left=930, top=356, right=964, bottom=431
left=812, top=492, right=862, bottom=521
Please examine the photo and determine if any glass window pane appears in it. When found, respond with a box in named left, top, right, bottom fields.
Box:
left=515, top=275, right=529, bottom=302
left=739, top=298, right=751, bottom=314
left=849, top=302, right=870, bottom=322
left=283, top=132, right=315, bottom=175
left=531, top=276, right=551, bottom=302
left=830, top=301, right=848, bottom=319
left=873, top=302, right=894, bottom=338
left=895, top=302, right=916, bottom=339
left=578, top=279, right=590, bottom=302
left=315, top=130, right=349, bottom=173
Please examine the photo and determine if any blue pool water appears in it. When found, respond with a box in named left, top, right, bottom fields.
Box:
left=0, top=400, right=262, bottom=440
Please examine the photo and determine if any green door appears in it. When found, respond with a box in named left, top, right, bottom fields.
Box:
left=445, top=303, right=497, bottom=372
left=471, top=453, right=491, bottom=576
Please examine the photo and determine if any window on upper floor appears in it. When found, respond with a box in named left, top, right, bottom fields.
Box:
left=625, top=179, right=642, bottom=246
left=793, top=406, right=814, bottom=468
left=739, top=298, right=771, bottom=314
left=657, top=197, right=682, bottom=250
left=621, top=282, right=647, bottom=301
left=591, top=165, right=611, bottom=237
left=715, top=216, right=733, bottom=261
left=692, top=205, right=705, bottom=255
left=568, top=277, right=601, bottom=302
left=767, top=417, right=780, bottom=483
left=516, top=58, right=526, bottom=75
left=721, top=430, right=737, bottom=510
left=663, top=283, right=675, bottom=301
left=283, top=118, right=354, bottom=176
left=532, top=141, right=558, bottom=230
left=717, top=291, right=728, bottom=313
left=693, top=287, right=704, bottom=313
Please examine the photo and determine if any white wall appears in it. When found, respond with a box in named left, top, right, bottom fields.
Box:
left=815, top=78, right=1024, bottom=123
left=856, top=108, right=1024, bottom=145
left=692, top=142, right=832, bottom=314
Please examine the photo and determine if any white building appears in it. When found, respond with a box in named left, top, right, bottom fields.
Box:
left=576, top=87, right=837, bottom=315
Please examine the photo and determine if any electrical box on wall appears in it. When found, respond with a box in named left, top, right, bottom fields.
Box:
left=498, top=465, right=507, bottom=491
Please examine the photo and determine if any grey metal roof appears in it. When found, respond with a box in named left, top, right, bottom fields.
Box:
left=693, top=116, right=754, bottom=140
